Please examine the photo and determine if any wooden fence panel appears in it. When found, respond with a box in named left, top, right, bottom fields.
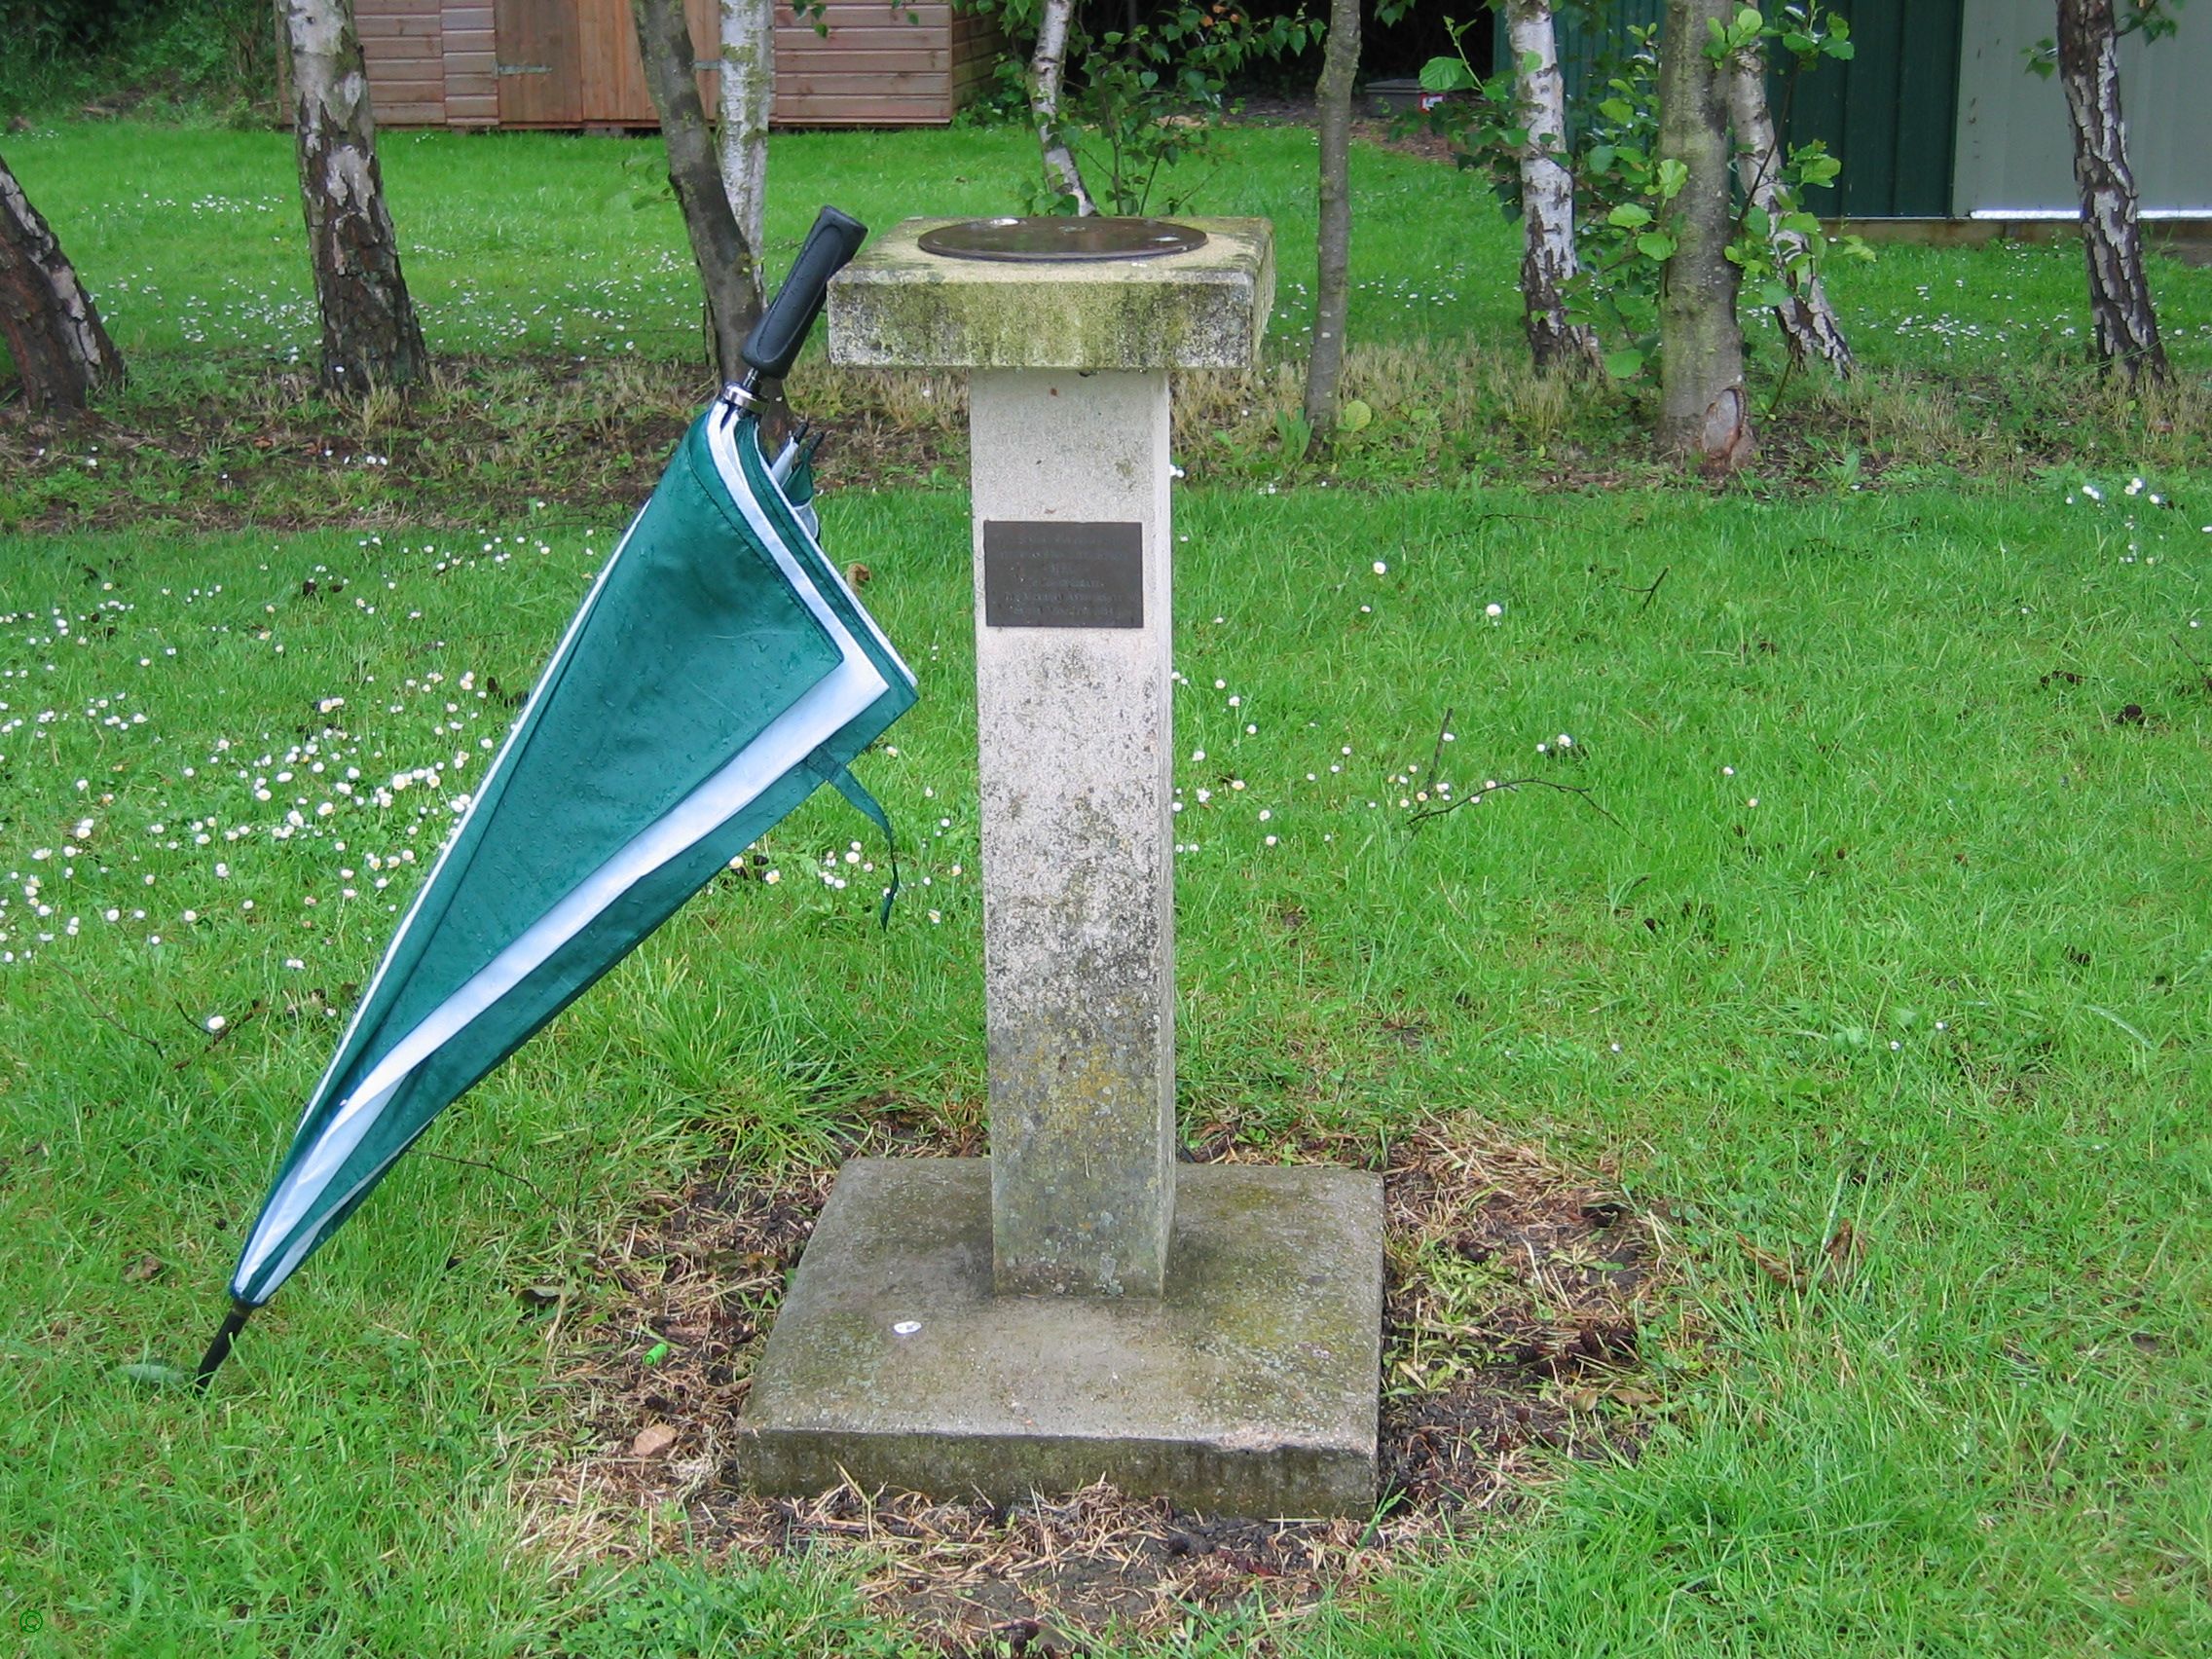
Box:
left=353, top=0, right=1003, bottom=126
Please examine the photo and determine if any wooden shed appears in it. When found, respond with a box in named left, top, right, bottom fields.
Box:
left=358, top=0, right=1003, bottom=129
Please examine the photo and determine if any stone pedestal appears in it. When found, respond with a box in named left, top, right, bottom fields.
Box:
left=970, top=366, right=1176, bottom=1296
left=737, top=218, right=1382, bottom=1518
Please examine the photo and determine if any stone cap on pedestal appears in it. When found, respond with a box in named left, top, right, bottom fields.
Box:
left=827, top=216, right=1272, bottom=372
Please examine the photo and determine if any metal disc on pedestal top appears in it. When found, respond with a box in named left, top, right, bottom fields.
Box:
left=918, top=217, right=1208, bottom=263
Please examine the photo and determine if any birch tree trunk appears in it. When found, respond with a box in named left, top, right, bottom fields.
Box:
left=2056, top=0, right=2168, bottom=384
left=0, top=150, right=124, bottom=411
left=633, top=0, right=760, bottom=382
left=1031, top=0, right=1097, bottom=214
left=1506, top=0, right=1603, bottom=375
left=1301, top=0, right=1359, bottom=439
left=717, top=0, right=771, bottom=312
left=1656, top=0, right=1751, bottom=467
left=280, top=0, right=427, bottom=392
left=1727, top=42, right=1852, bottom=378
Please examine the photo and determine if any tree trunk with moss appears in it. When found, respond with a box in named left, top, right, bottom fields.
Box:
left=2056, top=0, right=2167, bottom=383
left=1506, top=0, right=1602, bottom=375
left=1301, top=0, right=1359, bottom=439
left=0, top=150, right=124, bottom=411
left=717, top=0, right=771, bottom=313
left=634, top=0, right=760, bottom=381
left=1656, top=0, right=1751, bottom=467
left=281, top=0, right=427, bottom=393
left=1031, top=0, right=1096, bottom=214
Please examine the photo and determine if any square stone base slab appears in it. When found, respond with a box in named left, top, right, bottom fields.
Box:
left=735, top=1158, right=1382, bottom=1519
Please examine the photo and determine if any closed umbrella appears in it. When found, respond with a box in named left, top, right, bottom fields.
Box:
left=197, top=208, right=910, bottom=1386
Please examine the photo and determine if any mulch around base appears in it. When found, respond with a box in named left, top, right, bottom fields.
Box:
left=524, top=1114, right=1676, bottom=1653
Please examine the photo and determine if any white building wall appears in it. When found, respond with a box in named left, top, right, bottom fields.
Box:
left=1954, top=0, right=2212, bottom=216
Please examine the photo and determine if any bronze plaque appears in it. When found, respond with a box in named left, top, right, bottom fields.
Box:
left=984, top=522, right=1145, bottom=629
left=919, top=217, right=1208, bottom=264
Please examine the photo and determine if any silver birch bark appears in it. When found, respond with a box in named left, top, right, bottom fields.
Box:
left=280, top=0, right=427, bottom=392
left=1031, top=0, right=1097, bottom=214
left=1505, top=0, right=1602, bottom=374
left=0, top=149, right=124, bottom=411
left=2056, top=0, right=2168, bottom=383
left=1657, top=0, right=1751, bottom=467
left=718, top=0, right=772, bottom=311
left=1728, top=41, right=1852, bottom=377
left=1301, top=0, right=1359, bottom=439
left=632, top=0, right=760, bottom=382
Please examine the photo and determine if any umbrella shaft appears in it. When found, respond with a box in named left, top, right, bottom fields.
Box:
left=193, top=1301, right=253, bottom=1391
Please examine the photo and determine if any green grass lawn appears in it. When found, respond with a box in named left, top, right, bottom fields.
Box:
left=2, top=107, right=2209, bottom=1655
left=3, top=117, right=2209, bottom=385
left=2, top=473, right=2207, bottom=1653
left=1, top=121, right=1522, bottom=368
left=4, top=120, right=2211, bottom=540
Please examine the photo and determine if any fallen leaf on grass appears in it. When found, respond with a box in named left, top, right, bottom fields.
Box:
left=1822, top=1221, right=1863, bottom=1284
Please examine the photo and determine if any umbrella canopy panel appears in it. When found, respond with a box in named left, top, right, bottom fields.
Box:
left=229, top=405, right=914, bottom=1309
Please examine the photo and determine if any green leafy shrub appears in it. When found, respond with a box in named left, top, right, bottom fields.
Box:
left=0, top=0, right=276, bottom=117
left=961, top=0, right=1315, bottom=214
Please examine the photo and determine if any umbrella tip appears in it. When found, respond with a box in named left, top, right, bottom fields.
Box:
left=192, top=1300, right=254, bottom=1393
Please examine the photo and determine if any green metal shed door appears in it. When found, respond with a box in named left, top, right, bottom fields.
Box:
left=1782, top=0, right=1963, bottom=217
left=1498, top=0, right=1665, bottom=119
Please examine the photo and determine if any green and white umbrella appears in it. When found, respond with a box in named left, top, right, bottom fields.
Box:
left=199, top=210, right=909, bottom=1384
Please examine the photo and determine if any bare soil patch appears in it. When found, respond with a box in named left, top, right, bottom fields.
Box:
left=522, top=1113, right=1677, bottom=1653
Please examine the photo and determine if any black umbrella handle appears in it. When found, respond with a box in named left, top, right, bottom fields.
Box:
left=738, top=206, right=868, bottom=390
